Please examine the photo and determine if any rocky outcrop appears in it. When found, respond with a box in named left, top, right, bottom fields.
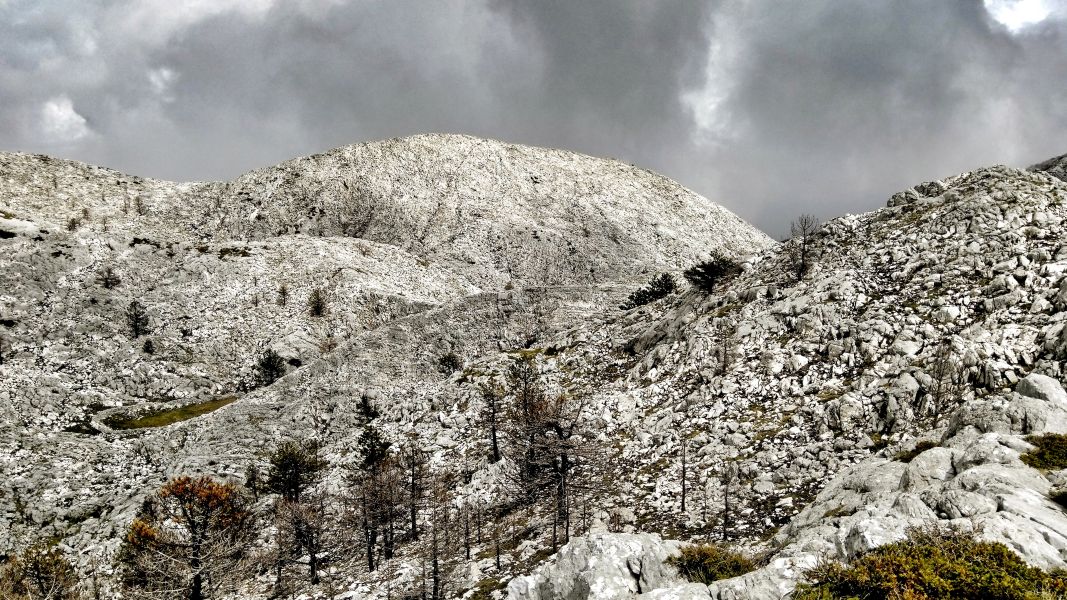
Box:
left=1030, top=152, right=1067, bottom=183
left=520, top=374, right=1067, bottom=600
left=506, top=533, right=699, bottom=600
left=750, top=373, right=1067, bottom=583
left=705, top=555, right=817, bottom=600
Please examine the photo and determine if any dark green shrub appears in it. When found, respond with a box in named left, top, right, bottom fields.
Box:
left=438, top=352, right=462, bottom=374
left=125, top=300, right=149, bottom=338
left=307, top=287, right=328, bottom=317
left=894, top=440, right=940, bottom=463
left=256, top=348, right=286, bottom=386
left=683, top=254, right=741, bottom=293
left=1021, top=434, right=1067, bottom=470
left=142, top=339, right=155, bottom=355
left=667, top=543, right=756, bottom=585
left=620, top=273, right=677, bottom=310
left=796, top=525, right=1067, bottom=600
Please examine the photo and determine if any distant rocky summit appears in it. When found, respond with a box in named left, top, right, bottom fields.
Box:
left=1031, top=152, right=1067, bottom=183
left=2, top=137, right=1067, bottom=600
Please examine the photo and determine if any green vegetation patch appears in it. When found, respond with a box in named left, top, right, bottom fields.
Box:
left=894, top=440, right=941, bottom=463
left=667, top=543, right=757, bottom=585
left=106, top=396, right=237, bottom=430
left=796, top=526, right=1067, bottom=600
left=468, top=577, right=505, bottom=600
left=1021, top=434, right=1067, bottom=470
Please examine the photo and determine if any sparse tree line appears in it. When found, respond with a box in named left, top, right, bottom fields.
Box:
left=1, top=356, right=603, bottom=600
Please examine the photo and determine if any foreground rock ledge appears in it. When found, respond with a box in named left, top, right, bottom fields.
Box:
left=509, top=373, right=1067, bottom=600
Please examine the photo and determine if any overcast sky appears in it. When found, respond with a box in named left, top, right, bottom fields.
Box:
left=2, top=0, right=1067, bottom=236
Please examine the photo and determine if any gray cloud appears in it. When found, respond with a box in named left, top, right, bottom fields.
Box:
left=692, top=0, right=1067, bottom=236
left=2, top=0, right=1067, bottom=235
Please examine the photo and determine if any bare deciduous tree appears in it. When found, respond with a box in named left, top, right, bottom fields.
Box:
left=275, top=494, right=330, bottom=585
left=721, top=462, right=739, bottom=541
left=118, top=476, right=253, bottom=600
left=0, top=542, right=81, bottom=600
left=927, top=338, right=963, bottom=426
left=789, top=214, right=819, bottom=279
left=480, top=380, right=504, bottom=463
left=502, top=356, right=600, bottom=548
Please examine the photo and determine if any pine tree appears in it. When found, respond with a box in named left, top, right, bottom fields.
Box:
left=125, top=300, right=149, bottom=338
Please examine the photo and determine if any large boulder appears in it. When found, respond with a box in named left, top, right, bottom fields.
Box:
left=507, top=533, right=689, bottom=600
left=706, top=555, right=818, bottom=600
left=765, top=372, right=1067, bottom=589
left=946, top=373, right=1067, bottom=438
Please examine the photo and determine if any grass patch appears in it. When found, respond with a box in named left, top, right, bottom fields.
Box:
left=868, top=432, right=890, bottom=452
left=468, top=577, right=505, bottom=600
left=667, top=543, right=756, bottom=585
left=895, top=440, right=940, bottom=463
left=795, top=525, right=1067, bottom=600
left=106, top=396, right=237, bottom=430
left=1021, top=434, right=1067, bottom=470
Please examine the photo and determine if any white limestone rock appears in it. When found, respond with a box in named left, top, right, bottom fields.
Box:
left=506, top=533, right=687, bottom=600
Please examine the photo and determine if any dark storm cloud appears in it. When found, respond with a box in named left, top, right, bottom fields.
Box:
left=1, top=0, right=1067, bottom=235
left=694, top=0, right=1067, bottom=236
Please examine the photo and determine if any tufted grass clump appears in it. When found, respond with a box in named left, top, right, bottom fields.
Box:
left=795, top=525, right=1067, bottom=600
left=1021, top=434, right=1067, bottom=470
left=667, top=543, right=756, bottom=585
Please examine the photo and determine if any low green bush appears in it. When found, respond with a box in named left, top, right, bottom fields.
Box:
left=620, top=273, right=677, bottom=310
left=667, top=543, right=756, bottom=585
left=683, top=254, right=742, bottom=293
left=796, top=525, right=1067, bottom=600
left=1021, top=433, right=1067, bottom=470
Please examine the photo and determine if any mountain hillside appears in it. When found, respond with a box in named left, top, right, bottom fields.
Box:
left=0, top=135, right=770, bottom=438
left=3, top=140, right=1067, bottom=600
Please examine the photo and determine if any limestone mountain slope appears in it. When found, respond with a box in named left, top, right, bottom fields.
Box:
left=0, top=134, right=770, bottom=435
left=4, top=141, right=1067, bottom=600
left=0, top=134, right=770, bottom=575
left=506, top=163, right=1067, bottom=598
